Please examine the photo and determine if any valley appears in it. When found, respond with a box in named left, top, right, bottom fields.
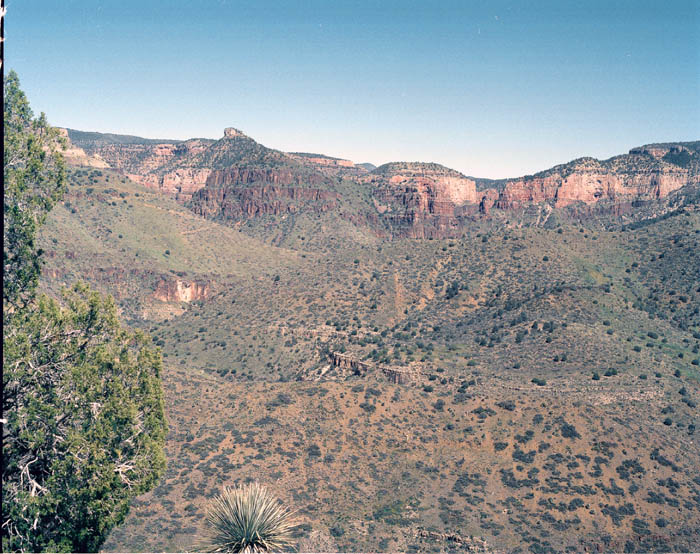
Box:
left=38, top=130, right=700, bottom=553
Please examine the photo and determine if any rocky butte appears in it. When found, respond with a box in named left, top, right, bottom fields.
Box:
left=367, top=162, right=480, bottom=238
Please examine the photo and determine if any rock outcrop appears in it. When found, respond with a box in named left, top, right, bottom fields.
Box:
left=224, top=127, right=246, bottom=138
left=367, top=162, right=480, bottom=238
left=496, top=149, right=699, bottom=213
left=286, top=152, right=369, bottom=178
left=153, top=277, right=211, bottom=302
left=496, top=165, right=693, bottom=211
left=382, top=366, right=415, bottom=385
left=205, top=167, right=327, bottom=187
left=327, top=351, right=417, bottom=384
left=190, top=184, right=339, bottom=219
left=414, top=528, right=489, bottom=552
left=478, top=188, right=500, bottom=215
left=329, top=351, right=373, bottom=376
left=131, top=167, right=214, bottom=199
left=57, top=128, right=110, bottom=168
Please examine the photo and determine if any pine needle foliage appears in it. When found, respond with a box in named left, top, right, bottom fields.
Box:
left=202, top=482, right=297, bottom=553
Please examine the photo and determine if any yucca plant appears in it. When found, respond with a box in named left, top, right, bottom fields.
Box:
left=202, top=482, right=298, bottom=553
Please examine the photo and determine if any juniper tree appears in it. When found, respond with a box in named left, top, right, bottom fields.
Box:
left=2, top=72, right=167, bottom=552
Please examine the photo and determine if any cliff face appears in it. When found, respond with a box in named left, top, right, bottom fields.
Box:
left=286, top=152, right=369, bottom=178
left=130, top=167, right=214, bottom=199
left=56, top=128, right=110, bottom=168
left=368, top=162, right=479, bottom=238
left=205, top=167, right=327, bottom=187
left=496, top=144, right=700, bottom=214
left=496, top=162, right=694, bottom=211
left=190, top=184, right=339, bottom=219
left=153, top=277, right=211, bottom=302
left=101, top=140, right=215, bottom=199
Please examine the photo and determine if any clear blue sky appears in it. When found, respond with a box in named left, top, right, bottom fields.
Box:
left=7, top=0, right=700, bottom=178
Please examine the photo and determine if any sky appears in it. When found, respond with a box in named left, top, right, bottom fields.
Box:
left=7, top=0, right=700, bottom=178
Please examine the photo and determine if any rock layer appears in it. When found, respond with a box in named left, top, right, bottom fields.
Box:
left=190, top=184, right=339, bottom=220
left=153, top=277, right=211, bottom=303
left=496, top=162, right=694, bottom=211
left=368, top=162, right=479, bottom=238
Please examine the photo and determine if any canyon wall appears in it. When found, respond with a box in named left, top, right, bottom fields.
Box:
left=63, top=126, right=699, bottom=234
left=190, top=184, right=339, bottom=219
left=368, top=163, right=480, bottom=238
left=496, top=166, right=694, bottom=211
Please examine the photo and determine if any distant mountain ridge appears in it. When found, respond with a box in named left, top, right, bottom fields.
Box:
left=62, top=127, right=700, bottom=237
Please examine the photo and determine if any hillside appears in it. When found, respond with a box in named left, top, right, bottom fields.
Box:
left=37, top=159, right=700, bottom=553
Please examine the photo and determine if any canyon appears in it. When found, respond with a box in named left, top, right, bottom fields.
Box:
left=40, top=143, right=700, bottom=554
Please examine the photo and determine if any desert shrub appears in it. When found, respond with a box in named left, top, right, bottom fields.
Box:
left=650, top=448, right=679, bottom=471
left=512, top=448, right=536, bottom=464
left=472, top=406, right=496, bottom=419
left=359, top=402, right=376, bottom=413
left=266, top=393, right=294, bottom=410
left=560, top=422, right=580, bottom=439
left=616, top=459, right=645, bottom=480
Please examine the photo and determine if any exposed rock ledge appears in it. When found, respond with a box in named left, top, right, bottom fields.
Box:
left=328, top=351, right=418, bottom=385
left=153, top=277, right=211, bottom=302
left=414, top=528, right=490, bottom=552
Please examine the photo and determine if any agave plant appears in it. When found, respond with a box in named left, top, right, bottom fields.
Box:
left=202, top=481, right=297, bottom=553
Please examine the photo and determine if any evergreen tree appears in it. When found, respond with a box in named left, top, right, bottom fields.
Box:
left=3, top=70, right=66, bottom=314
left=2, top=72, right=168, bottom=552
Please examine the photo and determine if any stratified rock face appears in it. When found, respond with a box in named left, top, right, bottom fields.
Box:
left=496, top=169, right=691, bottom=211
left=285, top=152, right=369, bottom=178
left=367, top=162, right=479, bottom=238
left=106, top=140, right=215, bottom=199
left=224, top=127, right=245, bottom=138
left=327, top=352, right=415, bottom=384
left=496, top=150, right=699, bottom=212
left=287, top=152, right=354, bottom=168
left=329, top=351, right=373, bottom=376
left=479, top=189, right=500, bottom=215
left=188, top=163, right=340, bottom=219
left=153, top=277, right=211, bottom=302
left=190, top=184, right=339, bottom=219
left=205, top=167, right=327, bottom=187
left=130, top=167, right=214, bottom=199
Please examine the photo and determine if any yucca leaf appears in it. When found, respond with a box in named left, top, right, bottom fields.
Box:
left=201, top=482, right=297, bottom=553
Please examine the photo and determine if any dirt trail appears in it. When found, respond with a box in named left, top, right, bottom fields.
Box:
left=393, top=271, right=405, bottom=321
